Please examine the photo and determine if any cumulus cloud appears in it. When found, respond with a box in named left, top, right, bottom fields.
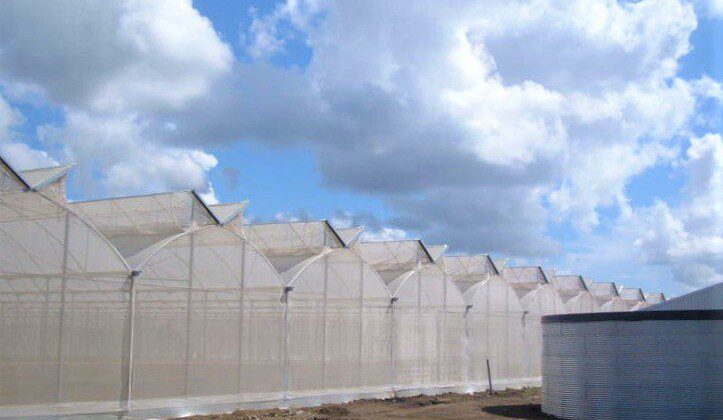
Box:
left=0, top=0, right=229, bottom=199
left=0, top=0, right=720, bottom=292
left=633, top=133, right=723, bottom=287
left=693, top=0, right=723, bottom=17
left=330, top=210, right=408, bottom=242
left=0, top=94, right=57, bottom=169
left=179, top=0, right=717, bottom=256
left=37, top=111, right=218, bottom=200
left=0, top=0, right=232, bottom=113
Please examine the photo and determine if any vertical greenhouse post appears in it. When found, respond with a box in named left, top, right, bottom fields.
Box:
left=120, top=269, right=140, bottom=413
left=389, top=296, right=398, bottom=397
left=55, top=211, right=70, bottom=403
left=281, top=285, right=294, bottom=406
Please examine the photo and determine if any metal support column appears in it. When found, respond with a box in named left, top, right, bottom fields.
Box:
left=119, top=270, right=140, bottom=413
left=357, top=261, right=365, bottom=387
left=183, top=232, right=196, bottom=396
left=464, top=304, right=473, bottom=391
left=389, top=297, right=398, bottom=397
left=237, top=240, right=246, bottom=394
left=281, top=286, right=294, bottom=407
left=321, top=255, right=329, bottom=389
left=55, top=212, right=71, bottom=403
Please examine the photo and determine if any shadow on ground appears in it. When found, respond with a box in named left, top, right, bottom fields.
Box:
left=482, top=403, right=558, bottom=419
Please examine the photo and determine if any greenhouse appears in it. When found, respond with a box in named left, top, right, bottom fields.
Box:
left=500, top=266, right=567, bottom=379
left=618, top=286, right=647, bottom=310
left=550, top=274, right=600, bottom=313
left=0, top=152, right=670, bottom=417
left=0, top=161, right=133, bottom=416
left=243, top=221, right=393, bottom=400
left=644, top=292, right=666, bottom=305
left=442, top=255, right=532, bottom=389
left=353, top=239, right=467, bottom=394
left=585, top=280, right=629, bottom=311
left=70, top=191, right=288, bottom=414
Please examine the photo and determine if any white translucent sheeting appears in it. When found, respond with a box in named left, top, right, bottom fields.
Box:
left=502, top=267, right=567, bottom=380
left=281, top=248, right=392, bottom=397
left=387, top=264, right=467, bottom=392
left=245, top=221, right=345, bottom=273
left=210, top=202, right=247, bottom=237
left=587, top=281, right=629, bottom=311
left=0, top=178, right=132, bottom=414
left=561, top=291, right=600, bottom=313
left=502, top=266, right=548, bottom=288
left=245, top=221, right=395, bottom=398
left=551, top=275, right=600, bottom=314
left=71, top=191, right=218, bottom=259
left=493, top=259, right=508, bottom=272
left=354, top=240, right=433, bottom=283
left=462, top=278, right=530, bottom=390
left=441, top=255, right=498, bottom=294
left=19, top=165, right=72, bottom=204
left=425, top=244, right=447, bottom=263
left=644, top=292, right=666, bottom=304
left=335, top=226, right=363, bottom=247
left=0, top=158, right=29, bottom=192
left=516, top=284, right=567, bottom=380
left=126, top=226, right=287, bottom=407
left=619, top=287, right=646, bottom=311
left=643, top=281, right=722, bottom=311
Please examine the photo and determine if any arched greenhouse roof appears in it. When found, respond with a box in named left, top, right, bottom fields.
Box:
left=70, top=190, right=218, bottom=259
left=1, top=158, right=132, bottom=302
left=244, top=220, right=390, bottom=298
left=442, top=254, right=499, bottom=294
left=244, top=220, right=348, bottom=273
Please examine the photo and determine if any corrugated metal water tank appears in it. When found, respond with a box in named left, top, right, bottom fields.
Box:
left=542, top=310, right=723, bottom=420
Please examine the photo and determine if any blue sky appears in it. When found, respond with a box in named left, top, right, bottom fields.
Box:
left=0, top=0, right=721, bottom=298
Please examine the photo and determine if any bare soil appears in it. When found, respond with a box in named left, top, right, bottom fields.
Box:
left=178, top=387, right=558, bottom=419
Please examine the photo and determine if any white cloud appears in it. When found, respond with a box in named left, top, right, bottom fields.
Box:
left=0, top=0, right=720, bottom=297
left=274, top=211, right=301, bottom=222
left=633, top=133, right=723, bottom=287
left=0, top=0, right=232, bottom=113
left=0, top=94, right=57, bottom=169
left=244, top=0, right=324, bottom=59
left=360, top=227, right=407, bottom=242
left=0, top=0, right=229, bottom=199
left=212, top=0, right=718, bottom=256
left=0, top=142, right=57, bottom=170
left=330, top=210, right=408, bottom=242
left=693, top=0, right=723, bottom=17
left=38, top=112, right=218, bottom=200
left=0, top=96, right=22, bottom=141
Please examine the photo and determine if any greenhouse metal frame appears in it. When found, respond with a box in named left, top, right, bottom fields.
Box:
left=550, top=274, right=601, bottom=313
left=585, top=280, right=629, bottom=311
left=0, top=154, right=669, bottom=417
left=352, top=239, right=468, bottom=395
left=442, top=255, right=535, bottom=389
left=500, top=266, right=567, bottom=379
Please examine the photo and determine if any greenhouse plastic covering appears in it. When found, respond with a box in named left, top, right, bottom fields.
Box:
left=442, top=255, right=536, bottom=389
left=500, top=267, right=567, bottom=379
left=354, top=240, right=468, bottom=394
left=585, top=280, right=629, bottom=311
left=244, top=221, right=393, bottom=400
left=644, top=292, right=665, bottom=304
left=550, top=275, right=600, bottom=313
left=0, top=155, right=666, bottom=417
left=618, top=286, right=648, bottom=310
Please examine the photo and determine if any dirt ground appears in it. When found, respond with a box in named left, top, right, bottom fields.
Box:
left=178, top=387, right=557, bottom=419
